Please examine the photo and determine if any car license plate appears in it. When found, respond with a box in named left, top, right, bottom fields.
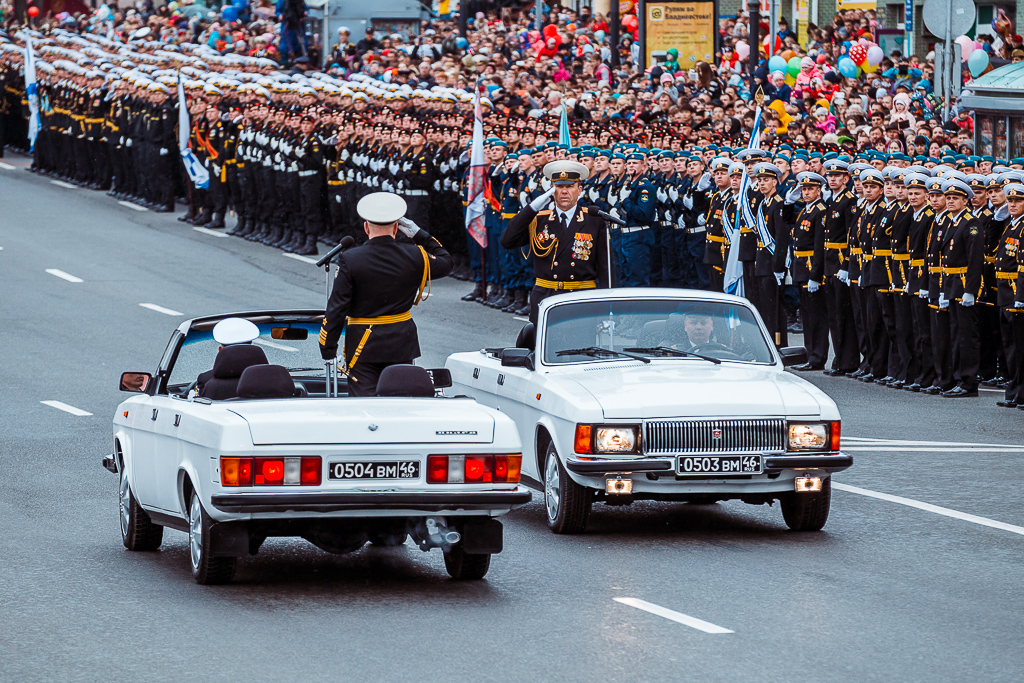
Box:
left=677, top=455, right=762, bottom=476
left=328, top=461, right=420, bottom=480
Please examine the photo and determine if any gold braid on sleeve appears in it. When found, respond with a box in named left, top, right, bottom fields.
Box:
left=529, top=216, right=558, bottom=260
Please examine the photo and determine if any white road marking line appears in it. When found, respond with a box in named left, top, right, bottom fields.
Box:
left=40, top=400, right=93, bottom=417
left=139, top=303, right=183, bottom=316
left=118, top=200, right=148, bottom=212
left=845, top=436, right=1024, bottom=449
left=845, top=447, right=1024, bottom=453
left=254, top=339, right=298, bottom=353
left=193, top=226, right=228, bottom=238
left=513, top=315, right=530, bottom=322
left=45, top=268, right=83, bottom=283
left=835, top=483, right=1024, bottom=537
left=0, top=161, right=15, bottom=170
left=282, top=252, right=319, bottom=264
left=50, top=180, right=78, bottom=189
left=613, top=598, right=733, bottom=634
left=980, top=388, right=1003, bottom=393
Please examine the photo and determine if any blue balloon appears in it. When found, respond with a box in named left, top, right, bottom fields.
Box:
left=837, top=57, right=858, bottom=79
left=456, top=37, right=468, bottom=49
left=222, top=6, right=238, bottom=22
left=967, top=49, right=989, bottom=79
left=768, top=55, right=787, bottom=74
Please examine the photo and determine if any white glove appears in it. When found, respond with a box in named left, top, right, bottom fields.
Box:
left=529, top=187, right=556, bottom=212
left=677, top=214, right=686, bottom=228
left=668, top=186, right=679, bottom=201
left=619, top=186, right=631, bottom=201
left=294, top=145, right=304, bottom=157
left=159, top=148, right=168, bottom=156
left=656, top=188, right=668, bottom=203
left=125, top=138, right=132, bottom=147
left=837, top=270, right=849, bottom=284
left=697, top=213, right=706, bottom=226
left=918, top=289, right=929, bottom=298
left=961, top=292, right=975, bottom=307
left=335, top=194, right=342, bottom=203
left=682, top=194, right=694, bottom=210
left=608, top=193, right=619, bottom=206
left=774, top=272, right=785, bottom=286
left=807, top=280, right=820, bottom=293
left=433, top=180, right=440, bottom=191
left=588, top=188, right=599, bottom=202
left=696, top=172, right=712, bottom=191
left=609, top=207, right=621, bottom=220
left=382, top=180, right=392, bottom=192
left=270, top=138, right=279, bottom=150
left=1015, top=301, right=1024, bottom=308
left=397, top=217, right=421, bottom=238
left=938, top=294, right=949, bottom=309
left=785, top=185, right=802, bottom=205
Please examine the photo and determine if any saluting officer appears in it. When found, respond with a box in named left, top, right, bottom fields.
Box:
left=995, top=183, right=1024, bottom=408
left=319, top=192, right=454, bottom=396
left=501, top=160, right=611, bottom=323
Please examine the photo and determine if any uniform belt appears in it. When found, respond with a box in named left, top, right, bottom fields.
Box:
left=794, top=250, right=814, bottom=257
left=298, top=169, right=318, bottom=177
left=405, top=190, right=429, bottom=196
left=825, top=242, right=848, bottom=249
left=327, top=180, right=344, bottom=185
left=910, top=259, right=925, bottom=267
left=621, top=226, right=650, bottom=234
left=501, top=212, right=518, bottom=219
left=689, top=226, right=706, bottom=234
left=943, top=267, right=968, bottom=275
left=84, top=118, right=103, bottom=124
left=850, top=248, right=863, bottom=255
left=892, top=254, right=911, bottom=261
left=997, top=272, right=1018, bottom=280
left=929, top=266, right=942, bottom=273
left=346, top=311, right=413, bottom=326
left=707, top=235, right=727, bottom=243
left=874, top=249, right=893, bottom=256
left=535, top=279, right=597, bottom=291
left=985, top=256, right=996, bottom=263
left=740, top=227, right=754, bottom=234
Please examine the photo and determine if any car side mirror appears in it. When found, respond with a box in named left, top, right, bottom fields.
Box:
left=120, top=372, right=152, bottom=393
left=500, top=348, right=534, bottom=370
left=778, top=347, right=808, bottom=367
left=425, top=368, right=453, bottom=388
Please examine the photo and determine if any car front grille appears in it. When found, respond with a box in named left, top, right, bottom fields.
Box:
left=643, top=418, right=787, bottom=455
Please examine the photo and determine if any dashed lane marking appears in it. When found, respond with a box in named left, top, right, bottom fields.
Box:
left=845, top=436, right=1024, bottom=449
left=118, top=200, right=148, bottom=212
left=193, top=226, right=228, bottom=238
left=613, top=598, right=733, bottom=634
left=139, top=303, right=184, bottom=316
left=845, top=447, right=1024, bottom=452
left=254, top=339, right=298, bottom=353
left=282, top=252, right=319, bottom=265
left=50, top=180, right=78, bottom=189
left=45, top=268, right=83, bottom=283
left=834, top=483, right=1024, bottom=537
left=40, top=401, right=93, bottom=417
left=0, top=161, right=15, bottom=170
left=513, top=315, right=530, bottom=322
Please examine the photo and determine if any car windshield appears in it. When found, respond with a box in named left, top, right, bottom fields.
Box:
left=542, top=299, right=775, bottom=365
left=168, top=321, right=325, bottom=389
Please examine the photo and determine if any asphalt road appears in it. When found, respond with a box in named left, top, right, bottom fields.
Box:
left=2, top=156, right=1023, bottom=683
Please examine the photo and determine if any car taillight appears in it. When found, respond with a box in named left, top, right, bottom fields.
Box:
left=830, top=421, right=841, bottom=452
left=221, top=456, right=320, bottom=487
left=425, top=454, right=522, bottom=484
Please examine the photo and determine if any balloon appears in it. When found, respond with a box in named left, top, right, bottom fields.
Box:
left=858, top=38, right=871, bottom=47
left=456, top=37, right=468, bottom=48
left=543, top=24, right=559, bottom=39
left=27, top=6, right=38, bottom=16
left=781, top=49, right=796, bottom=61
left=866, top=45, right=883, bottom=66
left=837, top=57, right=859, bottom=79
left=785, top=73, right=796, bottom=86
left=968, top=48, right=990, bottom=78
left=221, top=6, right=238, bottom=22
left=862, top=61, right=878, bottom=73
left=955, top=35, right=975, bottom=60
left=768, top=55, right=787, bottom=73
left=622, top=14, right=638, bottom=32
left=849, top=44, right=867, bottom=66
left=786, top=56, right=802, bottom=77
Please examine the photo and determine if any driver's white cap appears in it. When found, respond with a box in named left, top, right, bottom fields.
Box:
left=212, top=318, right=260, bottom=345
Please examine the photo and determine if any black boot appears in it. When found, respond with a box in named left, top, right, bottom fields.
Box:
left=294, top=234, right=318, bottom=256
left=283, top=230, right=304, bottom=252
left=484, top=285, right=504, bottom=307
left=207, top=212, right=226, bottom=229
left=245, top=222, right=264, bottom=241
left=492, top=288, right=514, bottom=311
left=193, top=209, right=212, bottom=226
left=461, top=283, right=485, bottom=302
left=262, top=226, right=284, bottom=246
left=273, top=229, right=293, bottom=249
left=178, top=209, right=194, bottom=223
left=227, top=216, right=246, bottom=236
left=514, top=291, right=531, bottom=317
left=504, top=290, right=525, bottom=313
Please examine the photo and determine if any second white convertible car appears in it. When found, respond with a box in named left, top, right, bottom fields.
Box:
left=445, top=289, right=851, bottom=534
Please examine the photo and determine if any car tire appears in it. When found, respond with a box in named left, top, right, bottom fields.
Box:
left=368, top=531, right=408, bottom=547
left=188, top=491, right=236, bottom=585
left=443, top=544, right=490, bottom=580
left=780, top=478, right=832, bottom=531
left=544, top=442, right=592, bottom=534
left=120, top=467, right=163, bottom=551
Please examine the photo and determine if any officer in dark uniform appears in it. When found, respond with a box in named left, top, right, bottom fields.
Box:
left=903, top=172, right=937, bottom=392
left=994, top=182, right=1024, bottom=407
left=790, top=172, right=829, bottom=369
left=501, top=160, right=611, bottom=323
left=319, top=192, right=454, bottom=397
left=821, top=159, right=860, bottom=375
left=752, top=162, right=790, bottom=347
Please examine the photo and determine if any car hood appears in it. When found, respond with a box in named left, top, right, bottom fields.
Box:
left=554, top=361, right=823, bottom=419
left=226, top=398, right=495, bottom=445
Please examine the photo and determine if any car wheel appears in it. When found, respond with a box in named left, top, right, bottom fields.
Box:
left=443, top=544, right=490, bottom=580
left=368, top=531, right=408, bottom=547
left=120, top=467, right=163, bottom=551
left=544, top=442, right=592, bottom=534
left=188, top=492, right=236, bottom=585
left=780, top=477, right=832, bottom=531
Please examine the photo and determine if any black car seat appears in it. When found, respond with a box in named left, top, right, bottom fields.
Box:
left=515, top=323, right=535, bottom=350
left=635, top=320, right=666, bottom=348
left=375, top=365, right=435, bottom=397
left=199, top=345, right=269, bottom=400
left=236, top=365, right=298, bottom=399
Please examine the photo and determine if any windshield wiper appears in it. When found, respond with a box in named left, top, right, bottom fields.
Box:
left=556, top=347, right=650, bottom=363
left=284, top=367, right=324, bottom=373
left=623, top=346, right=722, bottom=365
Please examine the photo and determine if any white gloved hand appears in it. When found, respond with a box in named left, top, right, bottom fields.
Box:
left=918, top=289, right=929, bottom=298
left=529, top=186, right=556, bottom=212
left=938, top=294, right=949, bottom=309
left=668, top=186, right=679, bottom=201
left=961, top=292, right=976, bottom=307
left=656, top=188, right=668, bottom=203
left=433, top=180, right=440, bottom=191
left=785, top=185, right=802, bottom=205
left=588, top=188, right=599, bottom=202
left=609, top=207, right=621, bottom=220
left=682, top=194, right=694, bottom=210
left=1015, top=301, right=1024, bottom=308
left=696, top=172, right=712, bottom=191
left=807, top=280, right=820, bottom=293
left=397, top=217, right=421, bottom=238
left=158, top=148, right=168, bottom=156
left=774, top=272, right=785, bottom=286
left=335, top=194, right=342, bottom=203
left=294, top=145, right=304, bottom=157
left=619, top=186, right=631, bottom=201
left=125, top=138, right=133, bottom=147
left=837, top=269, right=849, bottom=284
left=382, top=180, right=392, bottom=192
left=697, top=213, right=706, bottom=226
left=677, top=214, right=686, bottom=228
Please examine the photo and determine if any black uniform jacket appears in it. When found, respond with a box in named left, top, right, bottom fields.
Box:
left=753, top=192, right=790, bottom=276
left=995, top=215, right=1024, bottom=308
left=824, top=188, right=856, bottom=277
left=791, top=199, right=827, bottom=284
left=321, top=232, right=453, bottom=363
left=501, top=203, right=611, bottom=288
left=940, top=208, right=984, bottom=301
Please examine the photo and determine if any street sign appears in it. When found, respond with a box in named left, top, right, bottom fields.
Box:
left=922, top=0, right=975, bottom=40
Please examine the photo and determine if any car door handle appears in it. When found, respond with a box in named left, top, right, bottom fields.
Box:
left=174, top=414, right=181, bottom=427
left=151, top=409, right=158, bottom=421
left=497, top=374, right=505, bottom=386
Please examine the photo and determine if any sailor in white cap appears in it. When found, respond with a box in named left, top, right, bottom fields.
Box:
left=194, top=318, right=262, bottom=395
left=318, top=192, right=454, bottom=396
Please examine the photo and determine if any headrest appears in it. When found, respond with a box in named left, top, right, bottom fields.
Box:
left=236, top=365, right=296, bottom=399
left=515, top=323, right=535, bottom=351
left=212, top=344, right=268, bottom=379
left=376, top=364, right=435, bottom=397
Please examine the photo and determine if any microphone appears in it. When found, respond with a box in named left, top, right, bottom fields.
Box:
left=586, top=207, right=626, bottom=226
left=315, top=236, right=356, bottom=267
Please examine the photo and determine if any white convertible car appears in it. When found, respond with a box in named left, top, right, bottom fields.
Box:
left=445, top=289, right=851, bottom=534
left=105, top=310, right=531, bottom=584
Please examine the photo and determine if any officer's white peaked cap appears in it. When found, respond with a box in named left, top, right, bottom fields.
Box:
left=357, top=192, right=408, bottom=225
left=543, top=160, right=590, bottom=184
left=213, top=318, right=260, bottom=346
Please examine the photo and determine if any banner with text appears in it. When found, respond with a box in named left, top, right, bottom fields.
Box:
left=644, top=0, right=716, bottom=69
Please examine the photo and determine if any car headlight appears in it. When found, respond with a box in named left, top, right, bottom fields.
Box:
left=574, top=424, right=641, bottom=455
left=787, top=422, right=840, bottom=451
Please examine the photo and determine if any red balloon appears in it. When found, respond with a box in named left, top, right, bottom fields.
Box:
left=543, top=24, right=559, bottom=39
left=622, top=14, right=638, bottom=31
left=849, top=44, right=867, bottom=66
left=27, top=6, right=39, bottom=16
